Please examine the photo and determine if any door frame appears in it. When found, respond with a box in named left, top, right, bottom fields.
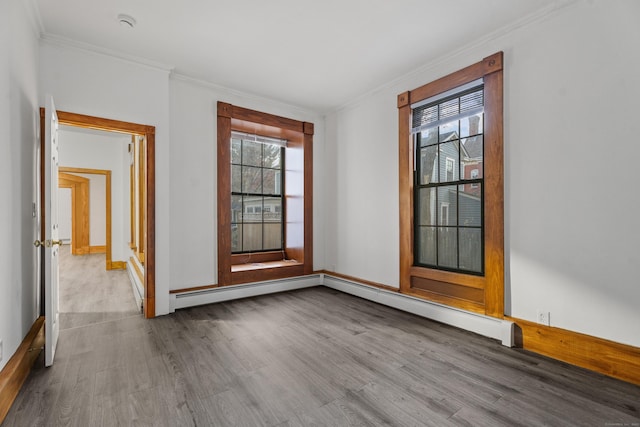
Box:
left=59, top=168, right=121, bottom=269
left=40, top=109, right=157, bottom=318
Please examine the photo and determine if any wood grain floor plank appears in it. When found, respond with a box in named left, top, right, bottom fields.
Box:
left=5, top=285, right=640, bottom=426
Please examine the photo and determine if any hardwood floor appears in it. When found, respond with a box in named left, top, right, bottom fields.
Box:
left=58, top=245, right=140, bottom=330
left=4, top=285, right=639, bottom=426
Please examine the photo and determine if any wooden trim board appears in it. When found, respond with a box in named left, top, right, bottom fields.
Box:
left=0, top=317, right=45, bottom=424
left=507, top=316, right=640, bottom=386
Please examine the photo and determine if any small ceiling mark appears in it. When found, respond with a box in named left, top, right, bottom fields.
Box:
left=117, top=14, right=137, bottom=29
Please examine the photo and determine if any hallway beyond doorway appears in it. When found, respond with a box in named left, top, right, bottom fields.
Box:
left=59, top=245, right=140, bottom=330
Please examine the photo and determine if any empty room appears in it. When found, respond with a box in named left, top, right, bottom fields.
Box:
left=1, top=0, right=639, bottom=425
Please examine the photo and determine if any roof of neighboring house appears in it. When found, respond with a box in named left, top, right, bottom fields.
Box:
left=462, top=135, right=483, bottom=159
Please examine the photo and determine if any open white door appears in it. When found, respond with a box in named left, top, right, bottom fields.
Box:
left=44, top=96, right=61, bottom=367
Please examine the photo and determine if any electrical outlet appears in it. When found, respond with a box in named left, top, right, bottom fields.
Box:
left=536, top=310, right=550, bottom=326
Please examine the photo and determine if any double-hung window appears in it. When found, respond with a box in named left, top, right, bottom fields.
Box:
left=413, top=82, right=484, bottom=274
left=231, top=132, right=285, bottom=253
left=398, top=52, right=504, bottom=317
left=217, top=102, right=314, bottom=286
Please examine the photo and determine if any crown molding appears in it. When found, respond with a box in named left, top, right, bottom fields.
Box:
left=40, top=33, right=174, bottom=74
left=171, top=72, right=321, bottom=120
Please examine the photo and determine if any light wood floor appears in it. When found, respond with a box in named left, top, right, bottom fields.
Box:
left=58, top=246, right=140, bottom=330
left=4, top=268, right=640, bottom=425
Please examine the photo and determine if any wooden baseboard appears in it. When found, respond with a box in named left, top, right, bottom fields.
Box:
left=507, top=316, right=640, bottom=386
left=0, top=317, right=45, bottom=424
left=317, top=270, right=400, bottom=293
left=89, top=245, right=106, bottom=254
left=170, top=284, right=218, bottom=294
left=107, top=261, right=126, bottom=270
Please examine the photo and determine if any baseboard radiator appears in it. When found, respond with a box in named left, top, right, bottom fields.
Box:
left=170, top=275, right=322, bottom=312
left=126, top=260, right=144, bottom=311
left=169, top=273, right=514, bottom=347
left=321, top=274, right=514, bottom=347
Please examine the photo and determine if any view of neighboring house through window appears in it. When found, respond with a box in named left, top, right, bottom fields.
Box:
left=414, top=82, right=484, bottom=274
left=231, top=132, right=285, bottom=253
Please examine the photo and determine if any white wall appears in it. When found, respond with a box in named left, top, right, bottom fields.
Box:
left=325, top=1, right=640, bottom=347
left=0, top=0, right=40, bottom=371
left=57, top=128, right=128, bottom=256
left=39, top=43, right=172, bottom=314
left=40, top=44, right=326, bottom=313
left=168, top=76, right=325, bottom=290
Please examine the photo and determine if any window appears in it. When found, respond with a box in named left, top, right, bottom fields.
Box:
left=217, top=102, right=314, bottom=286
left=231, top=133, right=285, bottom=253
left=414, top=84, right=484, bottom=275
left=398, top=52, right=504, bottom=317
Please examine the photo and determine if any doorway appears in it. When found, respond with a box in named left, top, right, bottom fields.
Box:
left=40, top=109, right=156, bottom=318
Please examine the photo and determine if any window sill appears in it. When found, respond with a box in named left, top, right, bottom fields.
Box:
left=230, top=260, right=305, bottom=285
left=231, top=259, right=303, bottom=272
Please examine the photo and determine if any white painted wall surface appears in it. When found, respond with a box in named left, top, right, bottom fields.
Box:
left=0, top=0, right=40, bottom=371
left=57, top=128, right=127, bottom=256
left=39, top=44, right=171, bottom=314
left=325, top=1, right=640, bottom=347
left=168, top=77, right=325, bottom=289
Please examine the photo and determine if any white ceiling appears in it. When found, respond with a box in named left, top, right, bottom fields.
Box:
left=35, top=0, right=562, bottom=112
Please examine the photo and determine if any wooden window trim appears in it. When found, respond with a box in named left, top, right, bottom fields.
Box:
left=398, top=52, right=504, bottom=317
left=217, top=102, right=313, bottom=286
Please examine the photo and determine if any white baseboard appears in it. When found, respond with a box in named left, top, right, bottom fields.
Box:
left=169, top=275, right=322, bottom=312
left=322, top=274, right=514, bottom=347
left=167, top=273, right=513, bottom=347
left=126, top=260, right=144, bottom=312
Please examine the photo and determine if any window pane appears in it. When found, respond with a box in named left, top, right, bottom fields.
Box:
left=242, top=196, right=262, bottom=222
left=231, top=138, right=241, bottom=164
left=440, top=142, right=459, bottom=182
left=231, top=195, right=243, bottom=223
left=263, top=169, right=280, bottom=195
left=437, top=186, right=457, bottom=226
left=242, top=224, right=263, bottom=252
left=460, top=90, right=483, bottom=113
left=460, top=113, right=483, bottom=138
left=264, top=197, right=281, bottom=222
left=418, top=188, right=436, bottom=226
left=231, top=164, right=241, bottom=193
left=439, top=98, right=459, bottom=121
left=263, top=144, right=281, bottom=168
left=439, top=121, right=459, bottom=142
left=420, top=128, right=438, bottom=146
left=242, top=166, right=262, bottom=194
left=459, top=183, right=481, bottom=227
left=263, top=223, right=282, bottom=250
left=242, top=140, right=262, bottom=167
left=231, top=223, right=242, bottom=252
left=461, top=135, right=483, bottom=168
left=417, top=226, right=437, bottom=266
left=438, top=227, right=457, bottom=269
left=459, top=228, right=482, bottom=273
left=420, top=145, right=438, bottom=184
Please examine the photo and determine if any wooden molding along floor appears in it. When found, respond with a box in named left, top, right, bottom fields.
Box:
left=0, top=317, right=45, bottom=424
left=507, top=316, right=640, bottom=386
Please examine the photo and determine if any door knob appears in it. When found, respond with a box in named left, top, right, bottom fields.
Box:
left=34, top=240, right=63, bottom=247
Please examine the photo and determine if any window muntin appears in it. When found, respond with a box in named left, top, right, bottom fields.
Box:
left=414, top=85, right=484, bottom=274
left=231, top=136, right=284, bottom=253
